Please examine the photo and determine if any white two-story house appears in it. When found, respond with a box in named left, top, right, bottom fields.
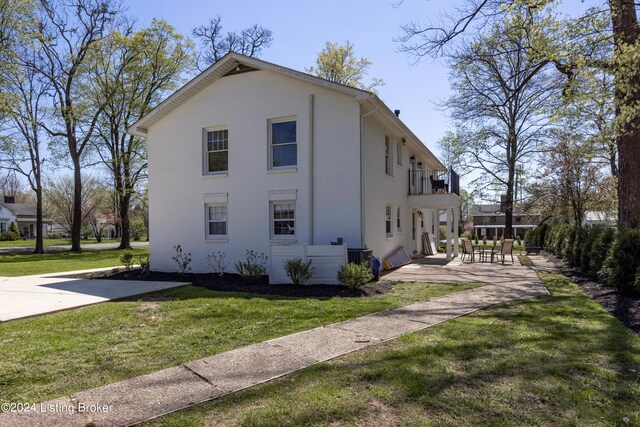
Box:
left=128, top=52, right=460, bottom=277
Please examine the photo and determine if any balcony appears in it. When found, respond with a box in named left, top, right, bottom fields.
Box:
left=409, top=168, right=460, bottom=196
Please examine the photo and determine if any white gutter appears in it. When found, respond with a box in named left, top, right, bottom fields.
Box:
left=308, top=94, right=314, bottom=245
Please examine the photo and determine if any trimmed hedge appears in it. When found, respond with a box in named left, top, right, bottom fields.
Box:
left=539, top=221, right=640, bottom=294
left=599, top=228, right=640, bottom=293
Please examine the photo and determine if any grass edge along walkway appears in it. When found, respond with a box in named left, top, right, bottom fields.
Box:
left=0, top=277, right=547, bottom=427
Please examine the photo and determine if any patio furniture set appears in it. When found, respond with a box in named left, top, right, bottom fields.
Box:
left=461, top=238, right=515, bottom=264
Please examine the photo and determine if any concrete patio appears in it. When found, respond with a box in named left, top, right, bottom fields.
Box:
left=0, top=254, right=550, bottom=426
left=0, top=268, right=187, bottom=321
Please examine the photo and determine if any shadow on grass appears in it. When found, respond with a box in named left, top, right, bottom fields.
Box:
left=150, top=275, right=640, bottom=426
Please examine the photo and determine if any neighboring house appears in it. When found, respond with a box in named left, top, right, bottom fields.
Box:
left=128, top=52, right=460, bottom=277
left=471, top=204, right=541, bottom=240
left=582, top=211, right=617, bottom=228
left=0, top=196, right=51, bottom=238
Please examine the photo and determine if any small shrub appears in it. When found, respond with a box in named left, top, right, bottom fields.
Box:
left=337, top=262, right=373, bottom=289
left=461, top=230, right=473, bottom=239
left=234, top=250, right=267, bottom=283
left=172, top=245, right=192, bottom=274
left=207, top=251, right=229, bottom=276
left=284, top=258, right=314, bottom=286
left=138, top=254, right=150, bottom=275
left=119, top=251, right=134, bottom=271
left=599, top=228, right=640, bottom=293
left=0, top=222, right=20, bottom=241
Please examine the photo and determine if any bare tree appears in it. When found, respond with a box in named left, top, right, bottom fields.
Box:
left=0, top=45, right=49, bottom=253
left=45, top=174, right=107, bottom=234
left=398, top=0, right=640, bottom=228
left=192, top=15, right=273, bottom=70
left=32, top=0, right=123, bottom=252
left=439, top=15, right=559, bottom=238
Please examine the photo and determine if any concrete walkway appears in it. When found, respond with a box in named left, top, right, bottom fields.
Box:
left=0, top=268, right=187, bottom=321
left=0, top=255, right=548, bottom=427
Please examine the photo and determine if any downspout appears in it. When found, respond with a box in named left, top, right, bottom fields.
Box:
left=308, top=94, right=314, bottom=245
left=359, top=101, right=380, bottom=248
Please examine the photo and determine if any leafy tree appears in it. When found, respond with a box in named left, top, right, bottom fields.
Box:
left=90, top=19, right=192, bottom=249
left=192, top=15, right=273, bottom=70
left=438, top=15, right=559, bottom=238
left=398, top=0, right=640, bottom=228
left=306, top=41, right=384, bottom=92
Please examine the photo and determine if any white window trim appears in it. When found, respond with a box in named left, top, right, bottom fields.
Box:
left=397, top=206, right=402, bottom=232
left=205, top=203, right=228, bottom=242
left=203, top=126, right=229, bottom=176
left=268, top=116, right=298, bottom=170
left=270, top=199, right=296, bottom=241
left=385, top=204, right=393, bottom=238
left=385, top=135, right=393, bottom=177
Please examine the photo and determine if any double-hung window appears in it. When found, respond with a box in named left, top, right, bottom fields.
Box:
left=385, top=135, right=393, bottom=176
left=272, top=202, right=295, bottom=237
left=397, top=206, right=402, bottom=232
left=0, top=222, right=6, bottom=233
left=205, top=128, right=228, bottom=174
left=206, top=204, right=227, bottom=238
left=385, top=205, right=392, bottom=237
left=269, top=118, right=297, bottom=168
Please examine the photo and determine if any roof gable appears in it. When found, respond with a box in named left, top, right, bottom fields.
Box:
left=128, top=52, right=373, bottom=137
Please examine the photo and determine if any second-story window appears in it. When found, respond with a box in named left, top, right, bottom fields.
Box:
left=385, top=135, right=393, bottom=176
left=205, top=128, right=228, bottom=174
left=270, top=118, right=297, bottom=168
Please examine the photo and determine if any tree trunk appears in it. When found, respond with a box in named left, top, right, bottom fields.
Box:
left=504, top=178, right=514, bottom=239
left=610, top=0, right=640, bottom=228
left=34, top=181, right=45, bottom=254
left=118, top=192, right=132, bottom=249
left=71, top=152, right=83, bottom=252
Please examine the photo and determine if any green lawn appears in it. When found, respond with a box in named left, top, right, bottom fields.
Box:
left=146, top=272, right=640, bottom=427
left=0, top=247, right=148, bottom=276
left=0, top=282, right=478, bottom=404
left=0, top=237, right=123, bottom=248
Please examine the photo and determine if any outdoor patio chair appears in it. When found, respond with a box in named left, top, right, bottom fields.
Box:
left=429, top=175, right=448, bottom=194
left=497, top=239, right=515, bottom=264
left=461, top=238, right=482, bottom=262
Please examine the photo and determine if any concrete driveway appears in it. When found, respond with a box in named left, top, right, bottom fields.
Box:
left=0, top=268, right=187, bottom=321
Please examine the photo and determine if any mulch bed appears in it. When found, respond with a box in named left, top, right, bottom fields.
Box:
left=542, top=252, right=640, bottom=334
left=66, top=268, right=394, bottom=298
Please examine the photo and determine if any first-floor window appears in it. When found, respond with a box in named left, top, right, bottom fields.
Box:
left=385, top=205, right=392, bottom=236
left=206, top=204, right=227, bottom=237
left=0, top=222, right=6, bottom=233
left=272, top=201, right=295, bottom=237
left=397, top=206, right=402, bottom=231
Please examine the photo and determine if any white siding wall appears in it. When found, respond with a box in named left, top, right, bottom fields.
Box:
left=360, top=115, right=441, bottom=260
left=147, top=69, right=361, bottom=273
left=361, top=117, right=414, bottom=259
